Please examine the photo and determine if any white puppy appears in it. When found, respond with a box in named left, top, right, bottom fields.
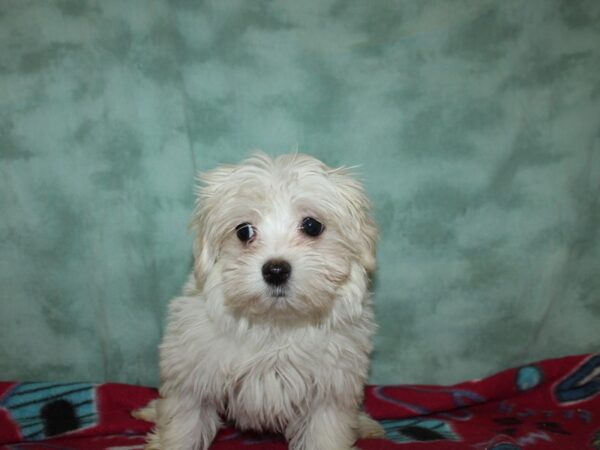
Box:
left=136, top=153, right=382, bottom=450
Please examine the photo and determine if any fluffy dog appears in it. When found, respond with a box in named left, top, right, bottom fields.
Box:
left=135, top=153, right=382, bottom=450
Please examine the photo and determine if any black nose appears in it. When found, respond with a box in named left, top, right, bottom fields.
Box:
left=262, top=260, right=292, bottom=285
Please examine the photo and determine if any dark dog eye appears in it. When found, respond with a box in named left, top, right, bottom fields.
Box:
left=301, top=217, right=324, bottom=237
left=235, top=223, right=255, bottom=242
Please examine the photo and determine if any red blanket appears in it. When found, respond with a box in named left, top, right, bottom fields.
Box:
left=1, top=353, right=599, bottom=449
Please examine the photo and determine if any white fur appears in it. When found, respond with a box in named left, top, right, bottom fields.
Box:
left=139, top=153, right=381, bottom=450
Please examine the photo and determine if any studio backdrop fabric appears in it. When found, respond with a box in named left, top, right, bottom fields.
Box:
left=0, top=0, right=599, bottom=386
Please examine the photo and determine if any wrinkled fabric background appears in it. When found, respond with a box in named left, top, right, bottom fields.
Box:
left=1, top=0, right=599, bottom=386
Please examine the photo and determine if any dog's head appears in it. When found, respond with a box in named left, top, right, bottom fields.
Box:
left=190, top=153, right=377, bottom=322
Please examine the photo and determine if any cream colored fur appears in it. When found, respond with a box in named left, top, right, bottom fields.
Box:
left=136, top=153, right=382, bottom=449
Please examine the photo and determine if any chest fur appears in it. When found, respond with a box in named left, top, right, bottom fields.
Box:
left=221, top=351, right=314, bottom=431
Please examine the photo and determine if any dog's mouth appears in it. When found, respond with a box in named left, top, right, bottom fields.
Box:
left=270, top=286, right=287, bottom=298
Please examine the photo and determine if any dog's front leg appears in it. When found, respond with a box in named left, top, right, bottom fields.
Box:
left=146, top=395, right=221, bottom=450
left=286, top=405, right=360, bottom=450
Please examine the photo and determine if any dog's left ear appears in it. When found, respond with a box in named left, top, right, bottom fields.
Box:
left=190, top=164, right=236, bottom=289
left=329, top=170, right=378, bottom=273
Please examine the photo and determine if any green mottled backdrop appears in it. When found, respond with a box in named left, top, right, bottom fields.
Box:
left=1, top=0, right=599, bottom=386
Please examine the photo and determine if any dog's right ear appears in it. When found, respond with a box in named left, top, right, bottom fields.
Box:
left=189, top=164, right=236, bottom=289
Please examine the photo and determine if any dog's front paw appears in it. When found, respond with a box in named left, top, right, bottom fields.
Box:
left=146, top=397, right=221, bottom=450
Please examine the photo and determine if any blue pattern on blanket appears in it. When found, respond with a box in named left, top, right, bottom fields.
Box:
left=0, top=382, right=97, bottom=440
left=554, top=354, right=600, bottom=404
left=380, top=418, right=460, bottom=443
